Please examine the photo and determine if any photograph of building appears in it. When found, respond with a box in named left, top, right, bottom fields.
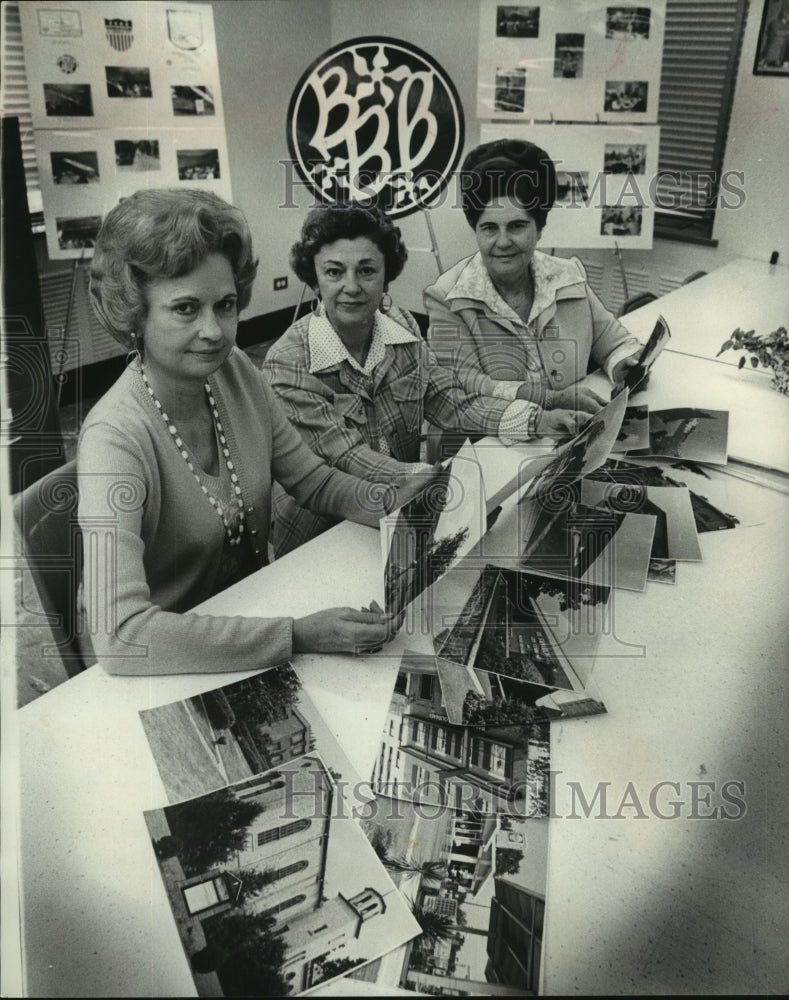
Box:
left=359, top=792, right=549, bottom=995
left=372, top=654, right=550, bottom=817
left=145, top=753, right=418, bottom=996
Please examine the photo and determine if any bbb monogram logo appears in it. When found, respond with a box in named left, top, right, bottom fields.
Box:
left=287, top=36, right=464, bottom=217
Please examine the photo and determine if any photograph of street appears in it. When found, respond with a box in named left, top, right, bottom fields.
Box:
left=433, top=565, right=610, bottom=691
left=354, top=794, right=548, bottom=994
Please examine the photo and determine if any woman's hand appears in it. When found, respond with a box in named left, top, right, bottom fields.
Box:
left=612, top=350, right=645, bottom=386
left=547, top=386, right=608, bottom=414
left=536, top=407, right=590, bottom=439
left=292, top=599, right=400, bottom=655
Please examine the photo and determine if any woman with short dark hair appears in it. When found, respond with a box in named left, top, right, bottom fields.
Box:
left=424, top=138, right=642, bottom=413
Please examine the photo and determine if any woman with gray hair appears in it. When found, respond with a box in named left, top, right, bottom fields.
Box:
left=79, top=188, right=403, bottom=675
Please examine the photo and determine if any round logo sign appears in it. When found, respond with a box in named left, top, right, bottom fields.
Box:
left=287, top=36, right=464, bottom=218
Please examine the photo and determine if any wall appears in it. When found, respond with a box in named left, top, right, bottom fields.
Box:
left=212, top=0, right=331, bottom=320
left=34, top=0, right=787, bottom=337
left=329, top=0, right=787, bottom=315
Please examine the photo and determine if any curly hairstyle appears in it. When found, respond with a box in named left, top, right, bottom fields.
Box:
left=290, top=202, right=408, bottom=289
left=459, top=138, right=557, bottom=231
left=89, top=188, right=258, bottom=348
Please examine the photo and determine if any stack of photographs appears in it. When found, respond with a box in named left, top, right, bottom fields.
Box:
left=139, top=666, right=420, bottom=996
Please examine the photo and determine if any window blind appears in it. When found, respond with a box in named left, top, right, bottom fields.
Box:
left=1, top=1, right=42, bottom=219
left=655, top=0, right=749, bottom=241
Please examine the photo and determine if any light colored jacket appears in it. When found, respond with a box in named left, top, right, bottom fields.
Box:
left=424, top=250, right=638, bottom=399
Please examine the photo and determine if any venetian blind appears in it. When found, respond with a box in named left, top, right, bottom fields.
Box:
left=655, top=0, right=749, bottom=241
left=1, top=0, right=42, bottom=220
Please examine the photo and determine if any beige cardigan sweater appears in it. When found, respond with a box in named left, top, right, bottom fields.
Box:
left=77, top=349, right=375, bottom=675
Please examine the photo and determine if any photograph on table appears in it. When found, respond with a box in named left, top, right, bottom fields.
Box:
left=606, top=6, right=652, bottom=39
left=521, top=487, right=657, bottom=592
left=584, top=458, right=740, bottom=533
left=631, top=407, right=730, bottom=464
left=624, top=314, right=671, bottom=391
left=432, top=565, right=610, bottom=697
left=354, top=794, right=548, bottom=995
left=143, top=752, right=419, bottom=997
left=553, top=33, right=585, bottom=78
left=382, top=441, right=486, bottom=618
left=50, top=150, right=99, bottom=184
left=370, top=652, right=551, bottom=818
left=518, top=385, right=629, bottom=509
left=140, top=664, right=364, bottom=804
left=115, top=138, right=161, bottom=171
left=612, top=405, right=649, bottom=452
left=581, top=480, right=702, bottom=561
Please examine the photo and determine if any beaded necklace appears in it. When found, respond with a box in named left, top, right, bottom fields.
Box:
left=139, top=363, right=246, bottom=545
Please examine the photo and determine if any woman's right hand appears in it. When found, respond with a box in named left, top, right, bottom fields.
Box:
left=536, top=407, right=590, bottom=439
left=547, top=386, right=608, bottom=414
left=292, top=602, right=398, bottom=655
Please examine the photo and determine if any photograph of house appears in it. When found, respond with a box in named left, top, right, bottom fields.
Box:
left=371, top=653, right=550, bottom=817
left=145, top=753, right=419, bottom=996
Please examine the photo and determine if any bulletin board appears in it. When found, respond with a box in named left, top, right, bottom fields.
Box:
left=19, top=1, right=231, bottom=259
left=478, top=1, right=666, bottom=122
left=479, top=122, right=660, bottom=249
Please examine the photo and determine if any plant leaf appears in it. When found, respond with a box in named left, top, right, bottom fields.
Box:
left=717, top=339, right=733, bottom=356
left=739, top=356, right=746, bottom=369
left=750, top=356, right=759, bottom=367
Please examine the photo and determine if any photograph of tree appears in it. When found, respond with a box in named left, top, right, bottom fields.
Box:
left=382, top=442, right=486, bottom=618
left=356, top=795, right=549, bottom=994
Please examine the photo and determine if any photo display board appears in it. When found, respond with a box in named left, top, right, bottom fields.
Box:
left=478, top=0, right=666, bottom=122
left=480, top=122, right=660, bottom=248
left=19, top=1, right=231, bottom=259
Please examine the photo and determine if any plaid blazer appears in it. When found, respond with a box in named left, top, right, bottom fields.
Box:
left=263, top=305, right=539, bottom=555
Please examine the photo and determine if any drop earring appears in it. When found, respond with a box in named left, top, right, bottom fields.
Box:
left=380, top=292, right=392, bottom=314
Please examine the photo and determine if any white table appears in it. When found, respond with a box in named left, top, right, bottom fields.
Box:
left=12, top=260, right=789, bottom=996
left=618, top=256, right=789, bottom=366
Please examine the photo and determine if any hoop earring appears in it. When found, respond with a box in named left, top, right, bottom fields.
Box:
left=127, top=332, right=143, bottom=365
left=311, top=295, right=322, bottom=315
left=380, top=292, right=393, bottom=314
